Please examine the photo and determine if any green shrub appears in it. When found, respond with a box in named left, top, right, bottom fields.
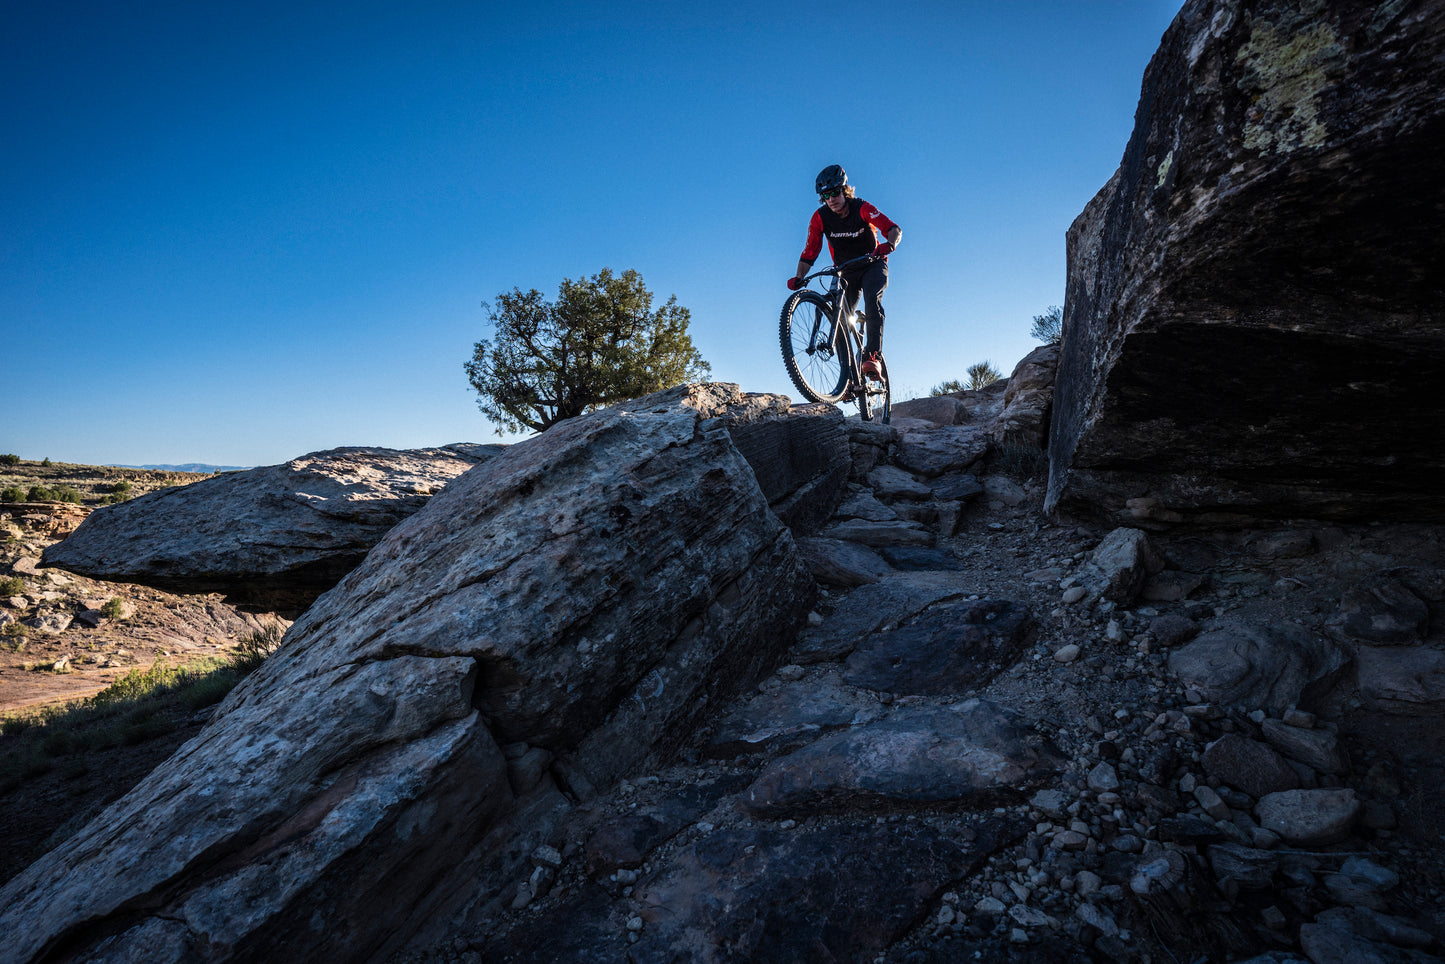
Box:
left=0, top=487, right=24, bottom=503
left=1031, top=306, right=1062, bottom=345
left=930, top=379, right=965, bottom=396
left=24, top=485, right=81, bottom=504
left=3, top=622, right=28, bottom=639
left=966, top=361, right=1002, bottom=390
left=0, top=454, right=20, bottom=466
left=0, top=575, right=25, bottom=596
left=101, top=597, right=126, bottom=620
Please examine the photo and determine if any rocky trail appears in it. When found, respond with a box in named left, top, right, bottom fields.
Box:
left=5, top=0, right=1445, bottom=954
left=4, top=389, right=1444, bottom=963
left=392, top=413, right=1445, bottom=964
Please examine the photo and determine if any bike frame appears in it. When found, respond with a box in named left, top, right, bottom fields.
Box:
left=796, top=253, right=883, bottom=401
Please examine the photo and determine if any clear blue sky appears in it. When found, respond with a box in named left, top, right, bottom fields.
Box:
left=2, top=1, right=1183, bottom=468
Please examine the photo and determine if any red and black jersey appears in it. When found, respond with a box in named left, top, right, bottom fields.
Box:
left=799, top=197, right=897, bottom=267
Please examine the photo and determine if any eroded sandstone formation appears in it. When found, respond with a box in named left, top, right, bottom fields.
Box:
left=1047, top=0, right=1445, bottom=524
left=40, top=444, right=503, bottom=611
left=0, top=384, right=818, bottom=963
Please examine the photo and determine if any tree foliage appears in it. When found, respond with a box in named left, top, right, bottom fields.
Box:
left=966, top=360, right=1002, bottom=390
left=464, top=268, right=711, bottom=434
left=1030, top=305, right=1063, bottom=345
left=929, top=379, right=965, bottom=396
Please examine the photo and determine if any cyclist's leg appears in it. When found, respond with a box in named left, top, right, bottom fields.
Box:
left=860, top=260, right=890, bottom=356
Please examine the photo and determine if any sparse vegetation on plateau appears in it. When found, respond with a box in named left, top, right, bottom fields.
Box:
left=0, top=454, right=20, bottom=467
left=23, top=485, right=83, bottom=504
left=0, top=625, right=287, bottom=793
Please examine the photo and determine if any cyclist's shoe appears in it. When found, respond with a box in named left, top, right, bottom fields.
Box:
left=861, top=351, right=883, bottom=382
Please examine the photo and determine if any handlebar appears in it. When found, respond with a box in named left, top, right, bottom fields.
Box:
left=798, top=253, right=880, bottom=288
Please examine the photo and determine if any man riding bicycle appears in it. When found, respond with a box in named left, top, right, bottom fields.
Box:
left=787, top=164, right=901, bottom=380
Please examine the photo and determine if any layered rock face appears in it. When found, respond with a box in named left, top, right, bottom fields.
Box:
left=1047, top=0, right=1445, bottom=524
left=41, top=444, right=503, bottom=611
left=0, top=384, right=817, bottom=963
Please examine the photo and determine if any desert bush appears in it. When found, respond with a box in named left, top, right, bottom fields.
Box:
left=930, top=379, right=966, bottom=396
left=24, top=485, right=82, bottom=504
left=0, top=575, right=25, bottom=596
left=100, top=480, right=134, bottom=505
left=3, top=622, right=28, bottom=640
left=0, top=487, right=24, bottom=503
left=1031, top=306, right=1063, bottom=345
left=0, top=454, right=19, bottom=466
left=966, top=360, right=1002, bottom=390
left=232, top=623, right=285, bottom=674
left=466, top=268, right=710, bottom=433
left=101, top=597, right=126, bottom=620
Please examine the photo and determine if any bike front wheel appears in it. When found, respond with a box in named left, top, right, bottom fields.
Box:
left=780, top=291, right=847, bottom=403
left=858, top=353, right=892, bottom=425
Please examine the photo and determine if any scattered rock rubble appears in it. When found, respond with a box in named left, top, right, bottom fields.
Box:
left=399, top=413, right=1445, bottom=964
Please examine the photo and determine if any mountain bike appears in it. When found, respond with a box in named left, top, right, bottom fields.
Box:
left=779, top=254, right=891, bottom=423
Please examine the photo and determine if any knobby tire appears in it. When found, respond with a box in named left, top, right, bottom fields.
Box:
left=779, top=291, right=847, bottom=403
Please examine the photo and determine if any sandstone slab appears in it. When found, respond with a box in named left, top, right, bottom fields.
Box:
left=890, top=395, right=966, bottom=426
left=794, top=536, right=892, bottom=588
left=843, top=599, right=1036, bottom=695
left=740, top=700, right=1063, bottom=817
left=0, top=383, right=816, bottom=963
left=791, top=572, right=975, bottom=664
left=894, top=424, right=992, bottom=478
left=41, top=445, right=499, bottom=611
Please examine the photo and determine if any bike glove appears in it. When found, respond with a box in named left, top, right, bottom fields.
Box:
left=786, top=276, right=806, bottom=290
left=872, top=241, right=894, bottom=259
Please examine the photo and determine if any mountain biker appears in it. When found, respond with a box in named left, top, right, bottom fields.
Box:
left=788, top=164, right=901, bottom=381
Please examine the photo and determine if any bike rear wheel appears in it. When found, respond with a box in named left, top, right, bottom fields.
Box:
left=780, top=291, right=847, bottom=403
left=858, top=353, right=891, bottom=425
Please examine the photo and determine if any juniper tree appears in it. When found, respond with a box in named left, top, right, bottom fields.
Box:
left=465, top=268, right=710, bottom=434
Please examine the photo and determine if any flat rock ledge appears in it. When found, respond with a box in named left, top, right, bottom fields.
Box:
left=40, top=444, right=503, bottom=611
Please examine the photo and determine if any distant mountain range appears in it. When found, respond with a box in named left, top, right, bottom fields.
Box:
left=115, top=463, right=252, bottom=474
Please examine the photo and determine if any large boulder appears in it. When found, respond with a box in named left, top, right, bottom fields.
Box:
left=703, top=396, right=851, bottom=536
left=0, top=383, right=817, bottom=963
left=40, top=444, right=502, bottom=611
left=1046, top=0, right=1445, bottom=523
left=991, top=343, right=1059, bottom=450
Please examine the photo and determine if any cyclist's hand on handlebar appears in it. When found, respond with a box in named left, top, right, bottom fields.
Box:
left=786, top=276, right=806, bottom=290
left=872, top=241, right=894, bottom=259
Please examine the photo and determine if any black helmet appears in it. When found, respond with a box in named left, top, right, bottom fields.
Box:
left=815, top=164, right=847, bottom=195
